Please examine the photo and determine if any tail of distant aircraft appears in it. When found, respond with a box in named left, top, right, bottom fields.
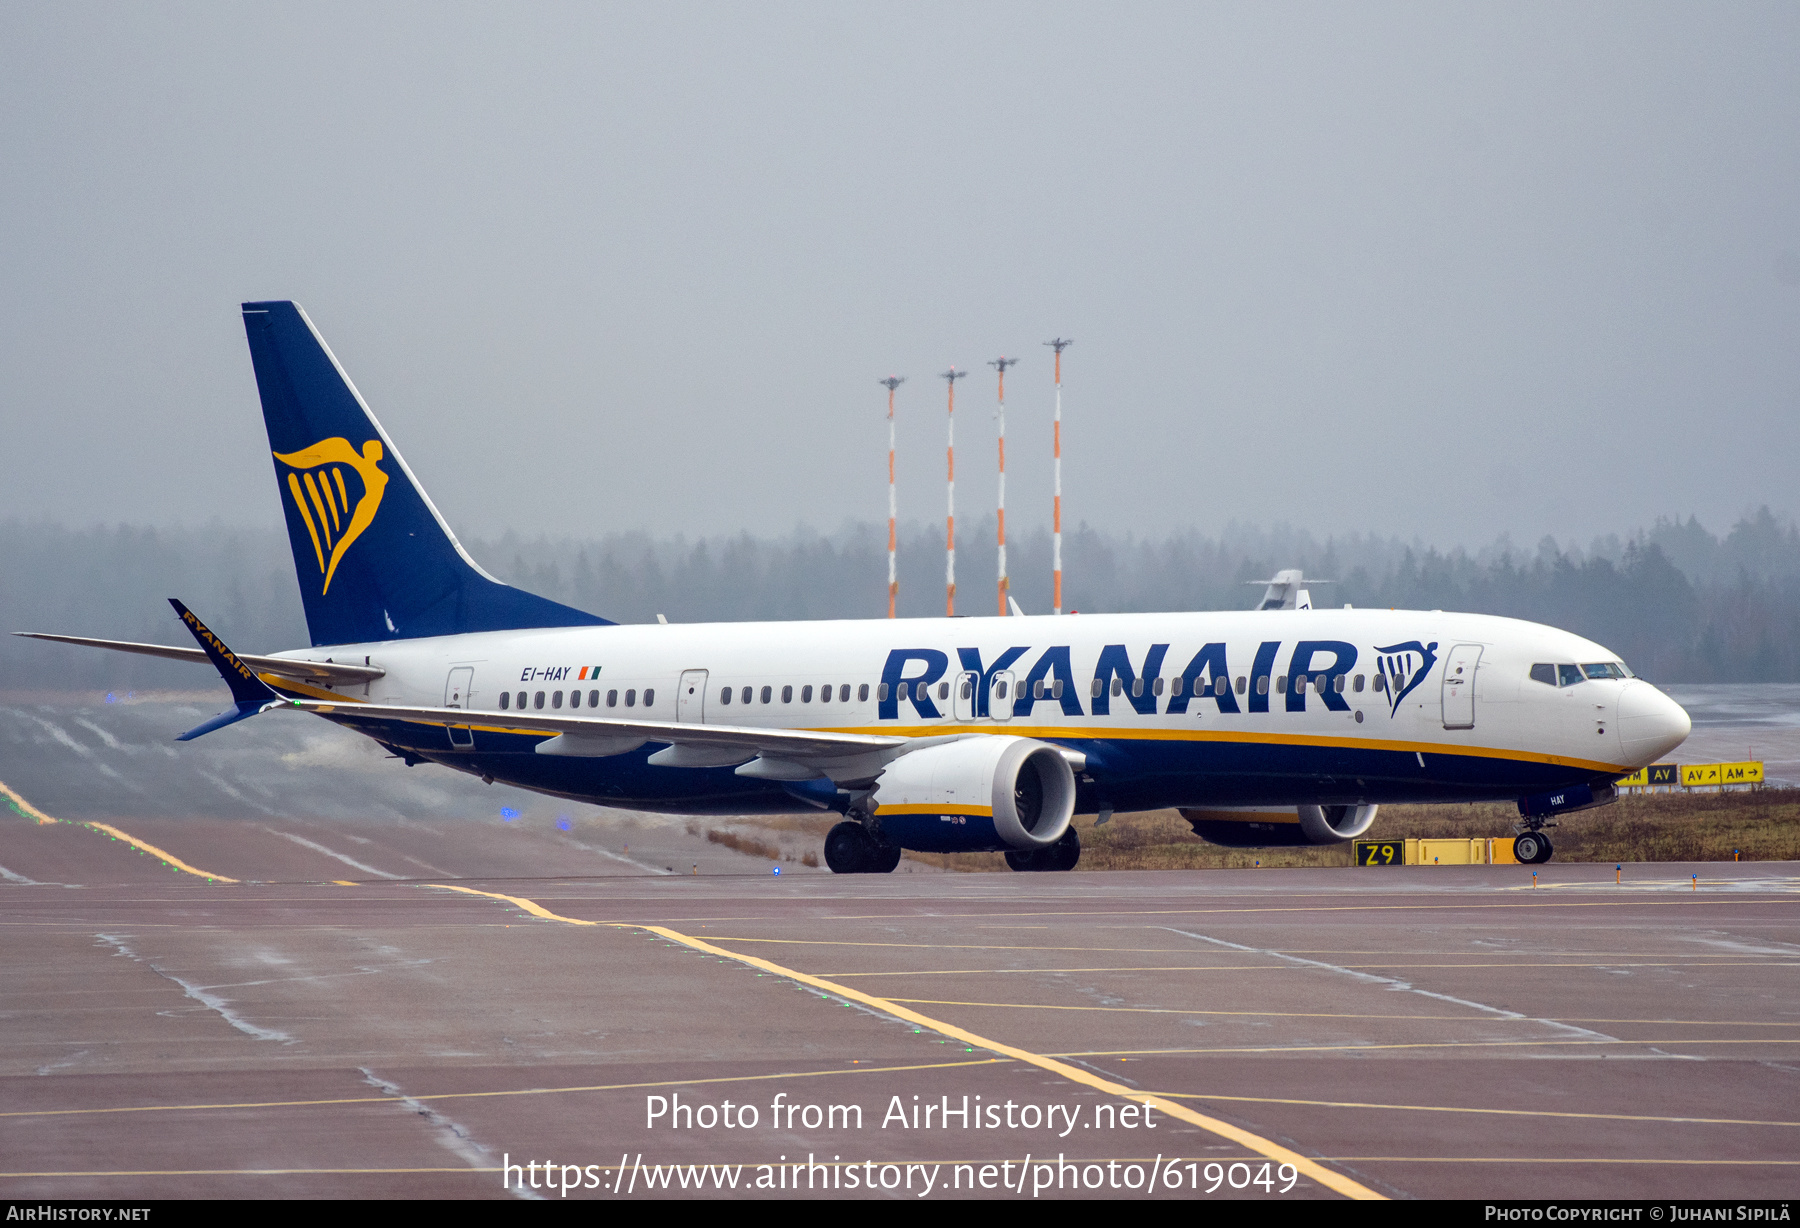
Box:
left=241, top=301, right=610, bottom=647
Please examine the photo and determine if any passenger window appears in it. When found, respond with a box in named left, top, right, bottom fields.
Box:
left=761, top=686, right=773, bottom=704
left=569, top=691, right=580, bottom=708
left=1090, top=678, right=1103, bottom=697
left=720, top=687, right=731, bottom=704
left=1171, top=677, right=1184, bottom=697
left=869, top=684, right=880, bottom=702
left=994, top=680, right=1008, bottom=699
left=1153, top=677, right=1164, bottom=696
left=1033, top=680, right=1045, bottom=699
left=898, top=682, right=909, bottom=700
left=644, top=689, right=654, bottom=706
left=802, top=685, right=813, bottom=702
left=818, top=685, right=829, bottom=704
left=1558, top=664, right=1583, bottom=687
left=1276, top=676, right=1287, bottom=693
left=1373, top=675, right=1386, bottom=693
left=1130, top=678, right=1142, bottom=698
left=782, top=685, right=793, bottom=703
left=589, top=690, right=598, bottom=707
left=552, top=691, right=563, bottom=709
left=841, top=685, right=851, bottom=702
left=1334, top=675, right=1346, bottom=693
left=499, top=692, right=510, bottom=710
left=625, top=689, right=637, bottom=707
left=1256, top=677, right=1269, bottom=696
left=1353, top=675, right=1365, bottom=692
left=933, top=681, right=945, bottom=701
left=1112, top=678, right=1124, bottom=697
left=959, top=679, right=971, bottom=700
left=1052, top=679, right=1063, bottom=698
left=742, top=686, right=752, bottom=704
left=607, top=689, right=618, bottom=707
left=534, top=691, right=546, bottom=709
left=1215, top=675, right=1228, bottom=696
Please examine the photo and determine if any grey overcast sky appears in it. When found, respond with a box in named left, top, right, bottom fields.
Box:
left=2, top=3, right=1798, bottom=549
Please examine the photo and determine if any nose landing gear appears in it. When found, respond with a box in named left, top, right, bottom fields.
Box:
left=1513, top=830, right=1554, bottom=864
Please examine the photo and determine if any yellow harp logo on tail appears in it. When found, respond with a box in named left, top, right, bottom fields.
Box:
left=273, top=439, right=389, bottom=595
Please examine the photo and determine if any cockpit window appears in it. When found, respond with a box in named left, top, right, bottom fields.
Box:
left=1557, top=664, right=1584, bottom=687
left=1529, top=664, right=1555, bottom=686
left=1580, top=662, right=1630, bottom=681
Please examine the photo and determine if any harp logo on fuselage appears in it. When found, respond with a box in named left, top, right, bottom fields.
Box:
left=273, top=438, right=389, bottom=595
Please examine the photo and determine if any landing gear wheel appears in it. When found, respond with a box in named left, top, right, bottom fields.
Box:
left=824, top=822, right=874, bottom=874
left=868, top=843, right=902, bottom=874
left=1513, top=832, right=1552, bottom=865
left=1044, top=828, right=1081, bottom=872
left=1005, top=830, right=1081, bottom=873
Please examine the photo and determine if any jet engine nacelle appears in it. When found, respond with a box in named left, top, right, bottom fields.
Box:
left=872, top=736, right=1076, bottom=853
left=1181, top=804, right=1379, bottom=848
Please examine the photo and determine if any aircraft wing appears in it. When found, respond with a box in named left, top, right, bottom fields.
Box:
left=13, top=632, right=386, bottom=685
left=293, top=698, right=913, bottom=778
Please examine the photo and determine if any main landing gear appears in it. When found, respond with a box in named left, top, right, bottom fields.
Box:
left=1005, top=828, right=1081, bottom=873
left=1513, top=830, right=1554, bottom=865
left=824, top=820, right=902, bottom=875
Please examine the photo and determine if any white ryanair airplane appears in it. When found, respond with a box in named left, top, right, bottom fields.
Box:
left=21, top=302, right=1692, bottom=872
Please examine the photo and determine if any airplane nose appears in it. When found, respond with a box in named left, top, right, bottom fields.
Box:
left=1617, top=681, right=1691, bottom=764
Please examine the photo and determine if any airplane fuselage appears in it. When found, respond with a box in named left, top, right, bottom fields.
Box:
left=266, top=606, right=1690, bottom=818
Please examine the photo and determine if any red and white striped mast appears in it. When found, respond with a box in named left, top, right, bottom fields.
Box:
left=940, top=367, right=966, bottom=616
left=878, top=375, right=905, bottom=618
left=989, top=356, right=1018, bottom=615
left=1045, top=338, right=1072, bottom=615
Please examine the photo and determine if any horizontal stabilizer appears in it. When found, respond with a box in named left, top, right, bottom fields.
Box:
left=13, top=631, right=385, bottom=685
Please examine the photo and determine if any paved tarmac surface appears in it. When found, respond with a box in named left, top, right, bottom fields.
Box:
left=2, top=694, right=1799, bottom=1200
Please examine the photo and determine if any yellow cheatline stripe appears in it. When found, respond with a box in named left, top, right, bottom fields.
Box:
left=424, top=884, right=1382, bottom=1199
left=0, top=1058, right=1007, bottom=1121
left=0, top=784, right=236, bottom=883
left=824, top=722, right=1628, bottom=774
left=1152, top=1091, right=1800, bottom=1129
left=877, top=803, right=993, bottom=817
left=1, top=780, right=59, bottom=825
left=261, top=675, right=368, bottom=702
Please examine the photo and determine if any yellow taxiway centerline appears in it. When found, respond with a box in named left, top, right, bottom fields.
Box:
left=422, top=883, right=1383, bottom=1200
left=3, top=782, right=238, bottom=883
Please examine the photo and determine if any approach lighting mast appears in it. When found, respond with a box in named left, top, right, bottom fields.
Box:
left=940, top=367, right=967, bottom=616
left=989, top=356, right=1018, bottom=615
left=879, top=376, right=905, bottom=618
left=1045, top=338, right=1073, bottom=614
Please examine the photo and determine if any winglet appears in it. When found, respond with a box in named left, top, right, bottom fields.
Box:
left=167, top=599, right=286, bottom=740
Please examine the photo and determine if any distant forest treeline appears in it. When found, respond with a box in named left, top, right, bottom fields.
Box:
left=4, top=509, right=1799, bottom=689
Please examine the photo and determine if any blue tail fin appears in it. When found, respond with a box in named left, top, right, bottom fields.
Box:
left=241, top=301, right=610, bottom=646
